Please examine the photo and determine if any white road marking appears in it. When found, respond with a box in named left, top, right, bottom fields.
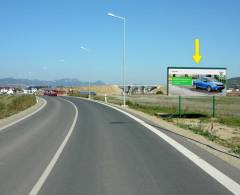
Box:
left=94, top=100, right=240, bottom=195
left=28, top=99, right=78, bottom=195
left=0, top=97, right=47, bottom=132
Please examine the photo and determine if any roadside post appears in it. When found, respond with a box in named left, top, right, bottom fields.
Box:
left=179, top=96, right=182, bottom=118
left=212, top=96, right=215, bottom=117
left=105, top=94, right=108, bottom=103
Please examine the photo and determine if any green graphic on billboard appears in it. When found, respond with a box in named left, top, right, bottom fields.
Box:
left=172, top=77, right=192, bottom=86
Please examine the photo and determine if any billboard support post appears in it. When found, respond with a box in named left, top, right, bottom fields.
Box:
left=212, top=96, right=215, bottom=117
left=179, top=96, right=182, bottom=118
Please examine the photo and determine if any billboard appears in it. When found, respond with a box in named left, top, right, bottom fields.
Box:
left=167, top=67, right=227, bottom=96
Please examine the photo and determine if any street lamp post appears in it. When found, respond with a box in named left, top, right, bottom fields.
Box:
left=107, top=12, right=126, bottom=107
left=80, top=46, right=91, bottom=99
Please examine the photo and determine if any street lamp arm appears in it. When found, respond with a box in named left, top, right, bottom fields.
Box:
left=107, top=12, right=125, bottom=20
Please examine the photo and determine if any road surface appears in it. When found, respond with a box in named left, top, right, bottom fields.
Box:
left=0, top=96, right=239, bottom=195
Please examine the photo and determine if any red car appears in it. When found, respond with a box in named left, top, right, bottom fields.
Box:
left=44, top=90, right=58, bottom=96
left=50, top=90, right=58, bottom=96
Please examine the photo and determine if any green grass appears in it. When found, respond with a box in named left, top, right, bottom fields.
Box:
left=217, top=117, right=240, bottom=127
left=0, top=95, right=36, bottom=119
left=126, top=101, right=177, bottom=116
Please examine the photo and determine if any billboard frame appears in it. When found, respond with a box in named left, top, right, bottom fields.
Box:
left=167, top=67, right=227, bottom=96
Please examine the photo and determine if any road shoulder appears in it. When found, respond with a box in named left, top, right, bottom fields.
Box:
left=113, top=104, right=240, bottom=168
left=67, top=96, right=240, bottom=169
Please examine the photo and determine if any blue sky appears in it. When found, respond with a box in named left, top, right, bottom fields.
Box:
left=0, top=0, right=240, bottom=84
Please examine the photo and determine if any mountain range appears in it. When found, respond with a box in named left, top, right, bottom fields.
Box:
left=1, top=77, right=239, bottom=89
left=0, top=78, right=105, bottom=87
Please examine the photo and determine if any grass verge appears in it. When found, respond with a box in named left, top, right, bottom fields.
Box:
left=126, top=101, right=240, bottom=155
left=126, top=101, right=177, bottom=116
left=177, top=122, right=240, bottom=155
left=217, top=117, right=240, bottom=127
left=0, top=95, right=36, bottom=119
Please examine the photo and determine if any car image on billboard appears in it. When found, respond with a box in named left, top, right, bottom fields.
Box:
left=167, top=67, right=227, bottom=96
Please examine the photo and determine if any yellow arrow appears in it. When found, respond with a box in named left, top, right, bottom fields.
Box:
left=193, top=38, right=202, bottom=64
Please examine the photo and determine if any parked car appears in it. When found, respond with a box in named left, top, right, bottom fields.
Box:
left=193, top=77, right=225, bottom=92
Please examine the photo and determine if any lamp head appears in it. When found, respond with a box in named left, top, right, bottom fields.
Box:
left=107, top=12, right=115, bottom=17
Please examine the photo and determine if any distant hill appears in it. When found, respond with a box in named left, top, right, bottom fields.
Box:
left=227, top=77, right=240, bottom=89
left=0, top=78, right=105, bottom=87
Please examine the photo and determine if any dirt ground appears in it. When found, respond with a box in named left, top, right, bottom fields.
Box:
left=59, top=85, right=122, bottom=95
left=171, top=118, right=240, bottom=141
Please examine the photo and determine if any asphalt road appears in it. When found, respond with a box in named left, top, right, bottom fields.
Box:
left=0, top=96, right=239, bottom=195
left=0, top=97, right=76, bottom=195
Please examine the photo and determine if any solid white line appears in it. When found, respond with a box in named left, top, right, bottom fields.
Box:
left=94, top=100, right=240, bottom=195
left=28, top=99, right=78, bottom=195
left=0, top=97, right=47, bottom=132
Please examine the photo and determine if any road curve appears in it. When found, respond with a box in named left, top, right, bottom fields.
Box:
left=0, top=96, right=238, bottom=195
left=37, top=97, right=235, bottom=195
left=0, top=96, right=77, bottom=195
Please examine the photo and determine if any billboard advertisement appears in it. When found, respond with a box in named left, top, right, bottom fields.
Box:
left=167, top=67, right=227, bottom=96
